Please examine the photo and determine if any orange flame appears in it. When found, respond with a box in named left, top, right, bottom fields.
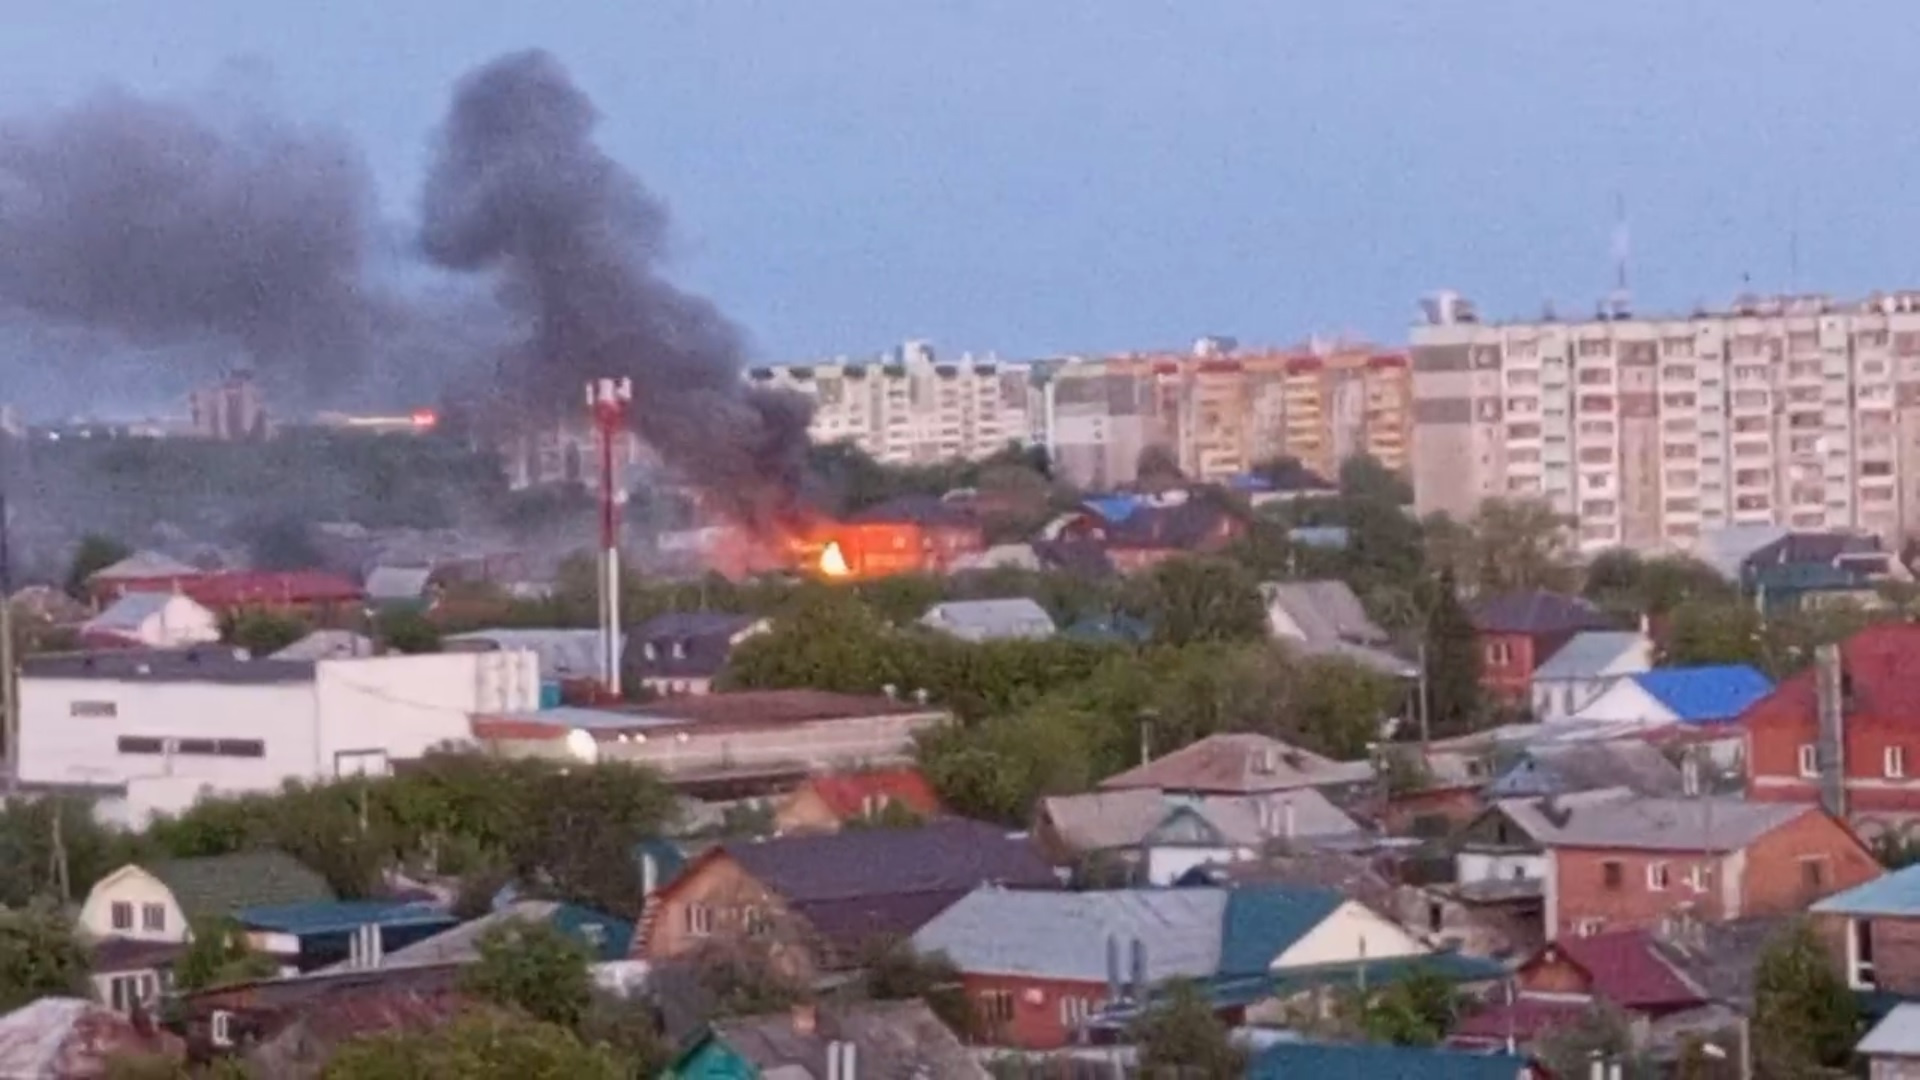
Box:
left=819, top=540, right=852, bottom=578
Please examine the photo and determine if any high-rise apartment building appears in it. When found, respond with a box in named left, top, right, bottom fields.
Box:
left=187, top=371, right=267, bottom=441
left=1041, top=339, right=1411, bottom=490
left=747, top=341, right=1034, bottom=466
left=1410, top=291, right=1920, bottom=554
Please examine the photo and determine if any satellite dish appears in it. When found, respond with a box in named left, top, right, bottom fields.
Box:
left=563, top=728, right=599, bottom=765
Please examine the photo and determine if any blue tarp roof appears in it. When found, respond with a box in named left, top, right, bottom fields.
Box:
left=235, top=900, right=454, bottom=937
left=1630, top=664, right=1773, bottom=723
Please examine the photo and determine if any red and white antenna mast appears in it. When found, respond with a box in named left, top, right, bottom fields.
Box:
left=587, top=377, right=633, bottom=698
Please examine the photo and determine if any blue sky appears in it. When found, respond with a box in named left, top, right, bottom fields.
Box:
left=1, top=0, right=1917, bottom=363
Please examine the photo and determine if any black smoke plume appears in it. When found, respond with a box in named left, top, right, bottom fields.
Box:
left=0, top=88, right=387, bottom=399
left=420, top=50, right=814, bottom=534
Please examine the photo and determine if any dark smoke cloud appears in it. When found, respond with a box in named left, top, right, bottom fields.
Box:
left=420, top=50, right=813, bottom=533
left=0, top=89, right=386, bottom=398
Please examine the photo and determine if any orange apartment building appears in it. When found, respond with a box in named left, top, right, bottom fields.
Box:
left=1042, top=339, right=1412, bottom=490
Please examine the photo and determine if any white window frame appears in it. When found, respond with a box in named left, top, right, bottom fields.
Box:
left=1574, top=918, right=1604, bottom=938
left=1797, top=744, right=1819, bottom=778
left=110, top=902, right=133, bottom=932
left=1888, top=746, right=1907, bottom=779
left=1687, top=864, right=1711, bottom=894
left=140, top=903, right=165, bottom=933
left=107, top=972, right=156, bottom=1013
left=1848, top=918, right=1877, bottom=990
left=685, top=903, right=713, bottom=937
left=1647, top=863, right=1670, bottom=892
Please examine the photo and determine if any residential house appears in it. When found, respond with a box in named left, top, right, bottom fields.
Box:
left=176, top=962, right=466, bottom=1068
left=624, top=612, right=771, bottom=696
left=636, top=819, right=1058, bottom=975
left=78, top=593, right=221, bottom=650
left=1246, top=1043, right=1545, bottom=1080
left=0, top=998, right=180, bottom=1078
left=1809, top=862, right=1920, bottom=1001
left=1374, top=749, right=1495, bottom=836
left=1856, top=1002, right=1920, bottom=1079
left=1447, top=788, right=1637, bottom=952
left=773, top=767, right=943, bottom=833
left=329, top=900, right=634, bottom=972
left=1484, top=742, right=1685, bottom=801
left=1572, top=664, right=1775, bottom=772
left=271, top=630, right=376, bottom=661
left=233, top=900, right=458, bottom=974
left=444, top=627, right=601, bottom=684
left=472, top=690, right=950, bottom=801
left=85, top=550, right=203, bottom=606
left=363, top=565, right=435, bottom=610
left=1742, top=530, right=1907, bottom=614
left=1259, top=579, right=1418, bottom=678
left=1541, top=797, right=1879, bottom=940
left=1745, top=624, right=1920, bottom=823
left=665, top=999, right=989, bottom=1079
left=848, top=494, right=990, bottom=571
left=1469, top=591, right=1614, bottom=706
left=81, top=851, right=335, bottom=1012
left=1528, top=629, right=1653, bottom=723
left=1449, top=930, right=1708, bottom=1053
left=1047, top=490, right=1247, bottom=574
left=919, top=598, right=1056, bottom=642
left=132, top=570, right=367, bottom=624
left=1034, top=787, right=1361, bottom=885
left=1098, top=733, right=1373, bottom=798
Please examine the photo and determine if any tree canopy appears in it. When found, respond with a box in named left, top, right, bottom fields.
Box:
left=0, top=903, right=88, bottom=1013
left=1752, top=919, right=1859, bottom=1076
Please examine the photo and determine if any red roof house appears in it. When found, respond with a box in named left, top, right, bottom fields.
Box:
left=119, top=570, right=368, bottom=625
left=1450, top=930, right=1706, bottom=1049
left=775, top=767, right=942, bottom=833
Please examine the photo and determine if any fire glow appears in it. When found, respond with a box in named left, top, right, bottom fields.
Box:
left=819, top=541, right=852, bottom=578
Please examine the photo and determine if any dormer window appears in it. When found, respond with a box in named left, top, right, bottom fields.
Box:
left=642, top=642, right=658, bottom=661
left=671, top=639, right=688, bottom=660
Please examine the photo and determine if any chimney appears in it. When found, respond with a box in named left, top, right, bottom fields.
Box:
left=790, top=1002, right=817, bottom=1036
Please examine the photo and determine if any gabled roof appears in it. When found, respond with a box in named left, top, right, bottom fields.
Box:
left=1525, top=930, right=1705, bottom=1010
left=364, top=565, right=434, bottom=601
left=718, top=820, right=1057, bottom=949
left=1491, top=742, right=1684, bottom=799
left=708, top=1000, right=988, bottom=1079
left=1812, top=862, right=1920, bottom=917
left=1041, top=788, right=1359, bottom=852
left=1856, top=1002, right=1920, bottom=1057
left=144, top=851, right=334, bottom=922
left=1536, top=797, right=1812, bottom=852
left=1470, top=590, right=1612, bottom=636
left=91, top=550, right=198, bottom=581
left=1099, top=733, right=1371, bottom=795
left=0, top=998, right=179, bottom=1076
left=81, top=592, right=212, bottom=635
left=1261, top=580, right=1389, bottom=648
left=1248, top=1041, right=1536, bottom=1080
left=912, top=886, right=1227, bottom=982
left=1483, top=787, right=1636, bottom=843
left=801, top=767, right=942, bottom=820
left=1629, top=664, right=1773, bottom=723
left=1740, top=624, right=1920, bottom=733
left=625, top=611, right=765, bottom=680
left=1532, top=631, right=1651, bottom=681
left=1218, top=885, right=1345, bottom=976
left=920, top=598, right=1056, bottom=641
left=235, top=900, right=455, bottom=937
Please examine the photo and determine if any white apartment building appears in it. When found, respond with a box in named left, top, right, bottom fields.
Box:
left=19, top=648, right=539, bottom=824
left=746, top=340, right=1034, bottom=465
left=1411, top=291, right=1920, bottom=553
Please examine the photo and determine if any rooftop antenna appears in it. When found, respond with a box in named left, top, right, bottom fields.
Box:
left=1608, top=192, right=1631, bottom=319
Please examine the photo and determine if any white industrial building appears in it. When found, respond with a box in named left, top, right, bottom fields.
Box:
left=18, top=648, right=539, bottom=825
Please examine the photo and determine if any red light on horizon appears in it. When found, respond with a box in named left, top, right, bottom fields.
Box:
left=410, top=409, right=438, bottom=429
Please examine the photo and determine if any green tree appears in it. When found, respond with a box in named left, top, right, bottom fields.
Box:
left=1585, top=551, right=1737, bottom=620
left=1130, top=979, right=1245, bottom=1078
left=1125, top=557, right=1267, bottom=647
left=576, top=991, right=670, bottom=1076
left=374, top=609, right=441, bottom=654
left=65, top=534, right=131, bottom=598
left=1291, top=656, right=1400, bottom=760
left=1469, top=497, right=1578, bottom=595
left=1335, top=969, right=1460, bottom=1046
left=861, top=938, right=974, bottom=1041
left=1751, top=918, right=1859, bottom=1077
left=173, top=917, right=278, bottom=992
left=0, top=902, right=89, bottom=1011
left=1661, top=599, right=1766, bottom=669
left=1533, top=1003, right=1645, bottom=1080
left=1422, top=569, right=1483, bottom=737
left=321, top=1012, right=629, bottom=1079
left=461, top=919, right=595, bottom=1029
left=222, top=611, right=310, bottom=656
left=1337, top=454, right=1413, bottom=507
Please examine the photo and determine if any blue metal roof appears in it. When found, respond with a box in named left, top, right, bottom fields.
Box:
left=1218, top=885, right=1344, bottom=977
left=1084, top=495, right=1142, bottom=523
left=235, top=900, right=455, bottom=937
left=1812, top=863, right=1920, bottom=917
left=1248, top=1042, right=1534, bottom=1080
left=1629, top=664, right=1774, bottom=723
left=550, top=902, right=633, bottom=962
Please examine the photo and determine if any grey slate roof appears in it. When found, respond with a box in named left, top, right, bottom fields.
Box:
left=365, top=565, right=433, bottom=601
left=1041, top=788, right=1361, bottom=852
left=1537, top=797, right=1810, bottom=852
left=146, top=851, right=335, bottom=922
left=1489, top=787, right=1636, bottom=843
left=1261, top=579, right=1416, bottom=678
left=1856, top=1003, right=1920, bottom=1057
left=713, top=1000, right=989, bottom=1080
left=1505, top=742, right=1685, bottom=798
left=1532, top=631, right=1652, bottom=681
left=91, top=551, right=197, bottom=581
left=624, top=612, right=764, bottom=681
left=912, top=886, right=1227, bottom=981
left=919, top=598, right=1056, bottom=642
left=1470, top=590, right=1613, bottom=636
left=1100, top=733, right=1373, bottom=795
left=24, top=649, right=317, bottom=685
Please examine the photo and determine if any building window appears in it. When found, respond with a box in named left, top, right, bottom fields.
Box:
left=1888, top=747, right=1908, bottom=779
left=1601, top=861, right=1623, bottom=890
left=107, top=972, right=157, bottom=1014
left=743, top=906, right=772, bottom=937
left=1802, top=858, right=1828, bottom=890
left=978, top=990, right=1015, bottom=1025
left=110, top=902, right=133, bottom=932
left=1647, top=863, right=1670, bottom=891
left=1797, top=744, right=1819, bottom=778
left=684, top=903, right=713, bottom=937
left=1687, top=864, right=1712, bottom=894
left=117, top=737, right=165, bottom=755
left=1058, top=996, right=1093, bottom=1028
left=1574, top=919, right=1604, bottom=938
left=1485, top=641, right=1512, bottom=667
left=141, top=904, right=165, bottom=933
left=70, top=701, right=117, bottom=718
left=1850, top=919, right=1878, bottom=989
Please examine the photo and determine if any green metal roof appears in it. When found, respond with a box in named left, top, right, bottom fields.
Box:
left=1218, top=885, right=1345, bottom=977
left=1248, top=1041, right=1534, bottom=1080
left=145, top=850, right=334, bottom=923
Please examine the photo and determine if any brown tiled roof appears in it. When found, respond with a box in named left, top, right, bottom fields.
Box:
left=1099, top=733, right=1371, bottom=795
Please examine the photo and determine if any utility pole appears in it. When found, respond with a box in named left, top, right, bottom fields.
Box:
left=587, top=378, right=633, bottom=700
left=1416, top=640, right=1432, bottom=746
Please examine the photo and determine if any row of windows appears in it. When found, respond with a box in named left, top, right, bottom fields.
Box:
left=1797, top=744, right=1906, bottom=779
left=118, top=737, right=266, bottom=759
left=110, top=901, right=167, bottom=934
left=682, top=902, right=771, bottom=938
left=971, top=990, right=1101, bottom=1029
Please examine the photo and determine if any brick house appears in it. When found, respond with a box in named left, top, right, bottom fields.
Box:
left=1540, top=797, right=1878, bottom=940
left=1809, top=863, right=1920, bottom=1001
left=772, top=767, right=943, bottom=834
left=1468, top=591, right=1614, bottom=706
left=1449, top=930, right=1707, bottom=1051
left=634, top=819, right=1056, bottom=976
left=847, top=495, right=988, bottom=571
left=1743, top=624, right=1920, bottom=824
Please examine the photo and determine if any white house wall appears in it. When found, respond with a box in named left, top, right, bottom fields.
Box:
left=491, top=710, right=945, bottom=777
left=77, top=866, right=189, bottom=944
left=1270, top=900, right=1426, bottom=970
left=19, top=677, right=318, bottom=790
left=1146, top=845, right=1247, bottom=886
left=1568, top=681, right=1678, bottom=727
left=313, top=652, right=536, bottom=771
left=1456, top=851, right=1545, bottom=885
